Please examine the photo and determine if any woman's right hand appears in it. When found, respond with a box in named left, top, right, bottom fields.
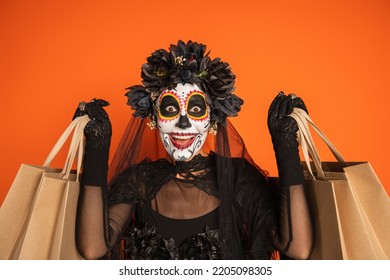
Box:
left=73, top=98, right=112, bottom=187
left=73, top=99, right=112, bottom=146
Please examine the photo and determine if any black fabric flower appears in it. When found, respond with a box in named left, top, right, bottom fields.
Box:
left=123, top=224, right=222, bottom=260
left=123, top=224, right=177, bottom=260
left=141, top=49, right=175, bottom=94
left=125, top=85, right=152, bottom=118
left=179, top=227, right=222, bottom=260
left=125, top=40, right=243, bottom=124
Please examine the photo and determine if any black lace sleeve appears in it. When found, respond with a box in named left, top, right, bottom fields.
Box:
left=76, top=173, right=137, bottom=259
left=270, top=182, right=313, bottom=259
left=234, top=159, right=278, bottom=259
left=234, top=159, right=313, bottom=259
left=76, top=158, right=174, bottom=259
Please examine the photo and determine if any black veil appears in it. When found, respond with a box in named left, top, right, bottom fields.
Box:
left=107, top=115, right=274, bottom=259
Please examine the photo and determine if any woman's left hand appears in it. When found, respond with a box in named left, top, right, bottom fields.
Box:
left=267, top=91, right=308, bottom=188
left=267, top=91, right=308, bottom=138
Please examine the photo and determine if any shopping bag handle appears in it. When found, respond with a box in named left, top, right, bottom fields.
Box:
left=61, top=116, right=89, bottom=180
left=289, top=108, right=345, bottom=179
left=43, top=115, right=90, bottom=181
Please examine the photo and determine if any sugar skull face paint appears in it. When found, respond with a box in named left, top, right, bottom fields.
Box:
left=156, top=83, right=210, bottom=161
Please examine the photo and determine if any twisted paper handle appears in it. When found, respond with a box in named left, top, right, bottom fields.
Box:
left=289, top=108, right=345, bottom=179
left=43, top=115, right=90, bottom=181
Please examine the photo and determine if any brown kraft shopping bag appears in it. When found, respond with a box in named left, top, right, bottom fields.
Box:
left=344, top=163, right=390, bottom=258
left=0, top=164, right=58, bottom=259
left=0, top=115, right=89, bottom=259
left=290, top=108, right=389, bottom=259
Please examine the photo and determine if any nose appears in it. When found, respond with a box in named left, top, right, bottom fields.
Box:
left=176, top=114, right=192, bottom=129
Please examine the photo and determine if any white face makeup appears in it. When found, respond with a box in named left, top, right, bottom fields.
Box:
left=156, top=83, right=210, bottom=161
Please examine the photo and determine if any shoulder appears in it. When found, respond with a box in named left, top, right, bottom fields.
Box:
left=230, top=157, right=269, bottom=186
left=227, top=157, right=277, bottom=206
left=108, top=158, right=175, bottom=205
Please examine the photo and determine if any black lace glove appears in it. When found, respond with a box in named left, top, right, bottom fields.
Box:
left=73, top=98, right=112, bottom=188
left=267, top=92, right=308, bottom=188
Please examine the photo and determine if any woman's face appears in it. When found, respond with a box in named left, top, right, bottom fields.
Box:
left=156, top=83, right=210, bottom=161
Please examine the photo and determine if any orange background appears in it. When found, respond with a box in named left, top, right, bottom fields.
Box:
left=1, top=0, right=389, bottom=205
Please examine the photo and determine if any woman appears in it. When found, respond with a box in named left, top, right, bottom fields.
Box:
left=74, top=40, right=313, bottom=260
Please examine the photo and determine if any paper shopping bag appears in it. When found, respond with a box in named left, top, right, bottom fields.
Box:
left=344, top=163, right=390, bottom=258
left=290, top=108, right=389, bottom=259
left=304, top=162, right=387, bottom=259
left=0, top=164, right=58, bottom=259
left=17, top=172, right=83, bottom=260
left=0, top=115, right=89, bottom=260
left=50, top=175, right=83, bottom=259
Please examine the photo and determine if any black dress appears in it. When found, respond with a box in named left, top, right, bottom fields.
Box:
left=122, top=203, right=221, bottom=260
left=105, top=152, right=281, bottom=260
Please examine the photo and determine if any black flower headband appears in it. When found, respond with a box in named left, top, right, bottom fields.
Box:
left=125, top=40, right=243, bottom=125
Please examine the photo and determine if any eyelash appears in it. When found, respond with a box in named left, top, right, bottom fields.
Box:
left=163, top=104, right=201, bottom=113
left=189, top=106, right=201, bottom=112
left=165, top=105, right=178, bottom=112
